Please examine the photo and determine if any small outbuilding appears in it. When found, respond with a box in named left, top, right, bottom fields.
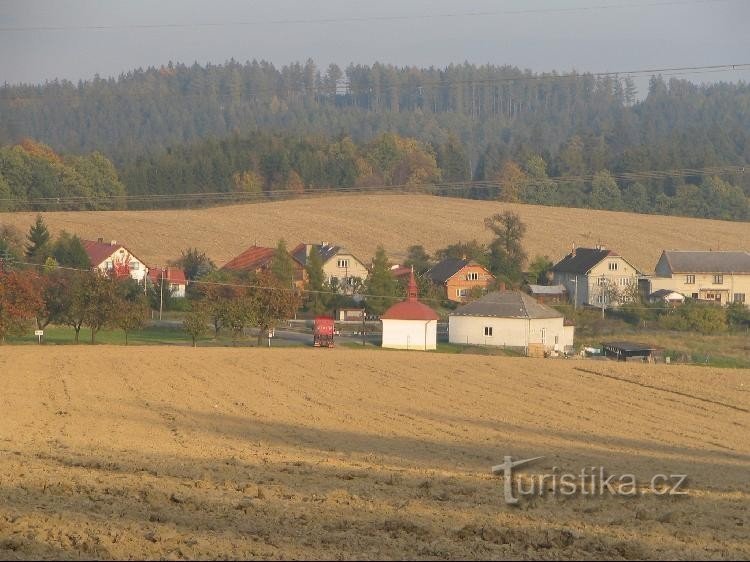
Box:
left=381, top=270, right=439, bottom=351
left=601, top=341, right=659, bottom=362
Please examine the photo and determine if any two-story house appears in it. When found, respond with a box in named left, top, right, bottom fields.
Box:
left=82, top=239, right=149, bottom=283
left=291, top=243, right=369, bottom=293
left=552, top=246, right=640, bottom=308
left=646, top=250, right=750, bottom=306
left=425, top=258, right=495, bottom=303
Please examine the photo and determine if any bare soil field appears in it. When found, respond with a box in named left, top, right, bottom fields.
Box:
left=2, top=195, right=748, bottom=270
left=0, top=346, right=747, bottom=560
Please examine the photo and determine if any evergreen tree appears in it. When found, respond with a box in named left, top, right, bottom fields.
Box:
left=25, top=214, right=51, bottom=262
left=270, top=239, right=295, bottom=287
left=484, top=211, right=528, bottom=284
left=51, top=231, right=91, bottom=269
left=364, top=246, right=398, bottom=315
left=304, top=246, right=328, bottom=314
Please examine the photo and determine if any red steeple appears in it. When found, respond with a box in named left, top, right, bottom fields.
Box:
left=407, top=266, right=418, bottom=302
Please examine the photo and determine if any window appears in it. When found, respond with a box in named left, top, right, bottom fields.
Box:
left=608, top=262, right=618, bottom=271
left=541, top=328, right=546, bottom=342
left=691, top=293, right=699, bottom=299
left=105, top=260, right=112, bottom=270
left=734, top=293, right=746, bottom=304
left=685, top=275, right=695, bottom=284
left=130, top=262, right=139, bottom=270
left=337, top=259, right=349, bottom=269
left=597, top=277, right=606, bottom=286
left=714, top=274, right=724, bottom=284
left=457, top=288, right=468, bottom=297
left=467, top=272, right=479, bottom=281
left=484, top=326, right=493, bottom=336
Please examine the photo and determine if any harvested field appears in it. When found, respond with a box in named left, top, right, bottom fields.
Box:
left=2, top=195, right=748, bottom=270
left=0, top=346, right=748, bottom=559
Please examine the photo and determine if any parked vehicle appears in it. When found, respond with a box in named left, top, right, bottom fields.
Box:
left=313, top=316, right=335, bottom=348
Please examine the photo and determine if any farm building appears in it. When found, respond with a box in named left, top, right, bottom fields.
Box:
left=526, top=284, right=568, bottom=304
left=380, top=270, right=438, bottom=351
left=82, top=239, right=149, bottom=283
left=221, top=245, right=306, bottom=288
left=449, top=290, right=574, bottom=356
left=425, top=258, right=495, bottom=303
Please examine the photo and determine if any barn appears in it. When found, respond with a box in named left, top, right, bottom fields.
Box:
left=380, top=270, right=439, bottom=351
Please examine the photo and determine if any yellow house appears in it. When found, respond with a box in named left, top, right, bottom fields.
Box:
left=646, top=250, right=750, bottom=307
left=292, top=243, right=369, bottom=293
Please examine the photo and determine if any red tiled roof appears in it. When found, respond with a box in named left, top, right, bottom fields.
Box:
left=82, top=240, right=125, bottom=267
left=221, top=246, right=276, bottom=273
left=148, top=267, right=186, bottom=285
left=381, top=301, right=439, bottom=321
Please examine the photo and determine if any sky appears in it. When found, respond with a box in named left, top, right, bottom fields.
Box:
left=1, top=0, right=749, bottom=96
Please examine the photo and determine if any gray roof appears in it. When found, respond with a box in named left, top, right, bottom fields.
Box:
left=661, top=250, right=750, bottom=274
left=528, top=284, right=567, bottom=295
left=450, top=291, right=562, bottom=319
left=552, top=248, right=613, bottom=274
left=292, top=243, right=346, bottom=267
left=425, top=258, right=470, bottom=284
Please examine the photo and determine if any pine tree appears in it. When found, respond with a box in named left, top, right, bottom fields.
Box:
left=270, top=239, right=295, bottom=287
left=25, top=214, right=51, bottom=262
left=364, top=246, right=398, bottom=315
left=304, top=246, right=328, bottom=314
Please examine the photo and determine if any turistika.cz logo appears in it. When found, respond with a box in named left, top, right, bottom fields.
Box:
left=492, top=456, right=688, bottom=504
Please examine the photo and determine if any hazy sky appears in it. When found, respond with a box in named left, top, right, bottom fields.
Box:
left=1, top=0, right=748, bottom=95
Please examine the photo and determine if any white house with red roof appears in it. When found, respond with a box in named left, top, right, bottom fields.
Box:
left=82, top=239, right=149, bottom=283
left=380, top=269, right=439, bottom=351
left=148, top=266, right=187, bottom=298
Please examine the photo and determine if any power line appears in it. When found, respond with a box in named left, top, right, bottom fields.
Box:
left=0, top=0, right=734, bottom=32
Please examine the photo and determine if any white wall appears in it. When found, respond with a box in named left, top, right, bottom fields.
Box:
left=96, top=247, right=148, bottom=282
left=381, top=319, right=437, bottom=351
left=449, top=315, right=572, bottom=351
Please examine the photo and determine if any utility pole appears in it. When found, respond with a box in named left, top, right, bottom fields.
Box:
left=361, top=309, right=366, bottom=346
left=159, top=268, right=164, bottom=321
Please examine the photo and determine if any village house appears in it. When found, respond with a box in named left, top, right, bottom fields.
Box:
left=448, top=290, right=574, bottom=356
left=148, top=266, right=187, bottom=298
left=381, top=270, right=439, bottom=351
left=291, top=242, right=368, bottom=293
left=644, top=250, right=750, bottom=307
left=221, top=245, right=306, bottom=288
left=82, top=239, right=149, bottom=283
left=425, top=258, right=495, bottom=303
left=551, top=246, right=639, bottom=309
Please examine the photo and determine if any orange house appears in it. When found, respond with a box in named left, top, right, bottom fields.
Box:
left=425, top=259, right=495, bottom=303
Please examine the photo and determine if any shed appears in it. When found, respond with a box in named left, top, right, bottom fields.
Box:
left=601, top=341, right=659, bottom=362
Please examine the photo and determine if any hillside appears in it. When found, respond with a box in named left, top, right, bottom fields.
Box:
left=1, top=194, right=748, bottom=270
left=0, top=346, right=747, bottom=559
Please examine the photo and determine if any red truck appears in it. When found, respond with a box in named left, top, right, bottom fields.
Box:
left=313, top=316, right=335, bottom=348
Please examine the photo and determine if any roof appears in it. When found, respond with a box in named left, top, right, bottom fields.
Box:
left=602, top=341, right=659, bottom=352
left=528, top=284, right=567, bottom=295
left=148, top=266, right=186, bottom=285
left=82, top=239, right=125, bottom=267
left=660, top=250, right=750, bottom=274
left=390, top=265, right=412, bottom=278
left=552, top=248, right=616, bottom=274
left=291, top=243, right=347, bottom=267
left=426, top=258, right=477, bottom=284
left=381, top=269, right=439, bottom=321
left=221, top=246, right=276, bottom=273
left=450, top=290, right=562, bottom=319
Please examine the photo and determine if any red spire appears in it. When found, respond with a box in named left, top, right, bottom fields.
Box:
left=407, top=266, right=418, bottom=302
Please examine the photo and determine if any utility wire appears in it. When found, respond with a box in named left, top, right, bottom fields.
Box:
left=0, top=0, right=735, bottom=32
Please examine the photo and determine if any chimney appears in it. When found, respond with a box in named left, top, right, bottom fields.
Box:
left=305, top=244, right=312, bottom=257
left=97, top=237, right=103, bottom=244
left=571, top=244, right=576, bottom=257
left=110, top=240, right=117, bottom=246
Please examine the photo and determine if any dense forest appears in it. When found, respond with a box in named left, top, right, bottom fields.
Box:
left=0, top=60, right=749, bottom=219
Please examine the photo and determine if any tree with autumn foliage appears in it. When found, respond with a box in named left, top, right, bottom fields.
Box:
left=0, top=270, right=43, bottom=343
left=248, top=269, right=302, bottom=345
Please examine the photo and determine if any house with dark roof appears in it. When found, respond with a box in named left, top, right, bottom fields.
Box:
left=425, top=258, right=495, bottom=303
left=448, top=290, right=574, bottom=355
left=551, top=246, right=640, bottom=308
left=82, top=239, right=149, bottom=283
left=645, top=250, right=750, bottom=306
left=291, top=242, right=368, bottom=293
left=221, top=245, right=305, bottom=288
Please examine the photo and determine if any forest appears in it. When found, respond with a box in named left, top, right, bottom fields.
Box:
left=0, top=60, right=749, bottom=219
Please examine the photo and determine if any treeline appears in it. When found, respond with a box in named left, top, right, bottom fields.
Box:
left=2, top=60, right=749, bottom=181
left=0, top=139, right=125, bottom=211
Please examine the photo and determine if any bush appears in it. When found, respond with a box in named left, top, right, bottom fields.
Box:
left=658, top=301, right=727, bottom=335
